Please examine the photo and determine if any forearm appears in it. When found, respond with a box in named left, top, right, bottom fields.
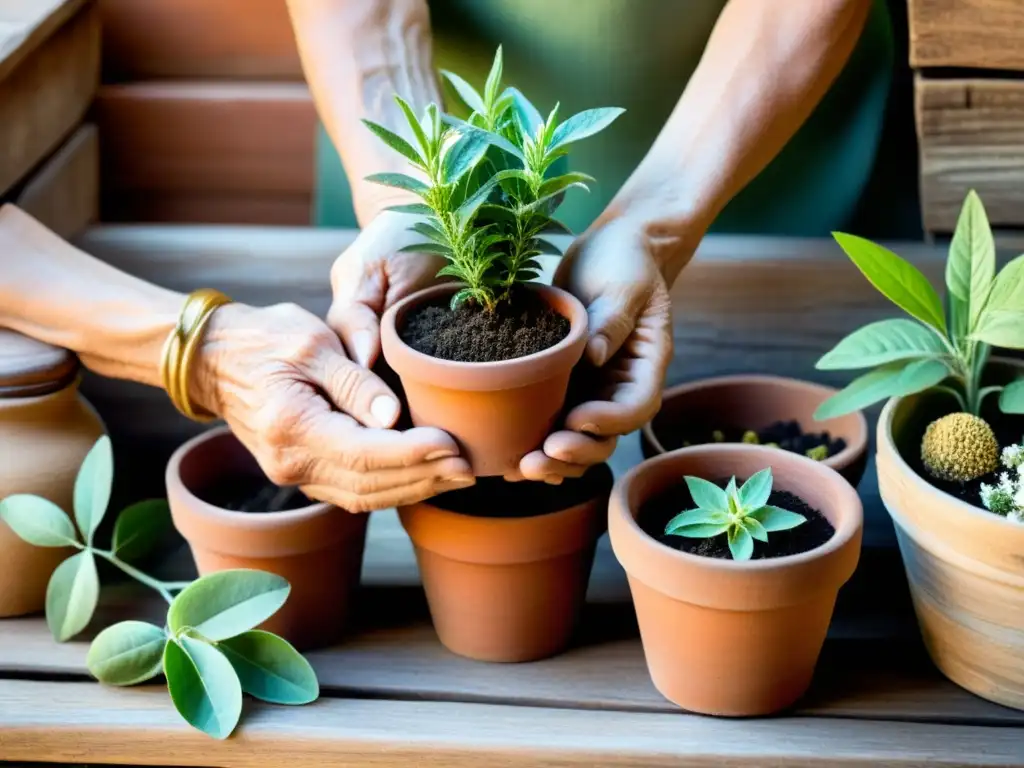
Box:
left=607, top=0, right=872, bottom=284
left=285, top=0, right=442, bottom=224
left=0, top=205, right=182, bottom=386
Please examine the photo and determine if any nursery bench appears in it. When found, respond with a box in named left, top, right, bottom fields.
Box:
left=1, top=227, right=1023, bottom=766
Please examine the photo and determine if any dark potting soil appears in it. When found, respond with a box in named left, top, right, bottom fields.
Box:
left=197, top=473, right=314, bottom=513
left=429, top=463, right=614, bottom=519
left=658, top=419, right=847, bottom=460
left=637, top=478, right=835, bottom=560
left=400, top=288, right=569, bottom=363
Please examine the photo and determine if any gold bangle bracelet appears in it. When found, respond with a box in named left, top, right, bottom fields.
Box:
left=160, top=288, right=233, bottom=422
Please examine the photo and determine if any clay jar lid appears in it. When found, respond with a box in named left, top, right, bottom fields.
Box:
left=0, top=329, right=79, bottom=398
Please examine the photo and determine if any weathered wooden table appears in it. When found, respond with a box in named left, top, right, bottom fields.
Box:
left=1, top=228, right=1023, bottom=766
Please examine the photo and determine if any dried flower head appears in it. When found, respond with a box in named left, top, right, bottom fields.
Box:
left=921, top=413, right=999, bottom=483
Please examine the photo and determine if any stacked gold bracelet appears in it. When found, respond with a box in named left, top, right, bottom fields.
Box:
left=160, top=288, right=233, bottom=422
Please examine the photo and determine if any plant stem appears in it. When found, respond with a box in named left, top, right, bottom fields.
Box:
left=977, top=385, right=1004, bottom=410
left=94, top=549, right=187, bottom=605
left=934, top=385, right=968, bottom=412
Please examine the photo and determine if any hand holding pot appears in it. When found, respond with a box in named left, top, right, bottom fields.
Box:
left=192, top=301, right=474, bottom=512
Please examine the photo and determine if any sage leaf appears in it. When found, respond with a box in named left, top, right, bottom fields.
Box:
left=946, top=190, right=995, bottom=333
left=410, top=221, right=447, bottom=244
left=816, top=319, right=948, bottom=370
left=483, top=45, right=503, bottom=108
left=112, top=499, right=172, bottom=562
left=168, top=569, right=290, bottom=642
left=669, top=522, right=731, bottom=538
left=361, top=119, right=423, bottom=167
left=664, top=508, right=727, bottom=534
left=984, top=254, right=1024, bottom=313
left=46, top=550, right=99, bottom=642
left=972, top=309, right=1024, bottom=348
left=832, top=232, right=947, bottom=334
left=398, top=242, right=453, bottom=256
left=684, top=476, right=729, bottom=513
left=385, top=202, right=433, bottom=216
left=87, top=621, right=166, bottom=686
left=533, top=238, right=562, bottom=256
left=738, top=468, right=773, bottom=511
left=393, top=95, right=430, bottom=157
left=727, top=526, right=754, bottom=561
left=443, top=130, right=491, bottom=184
left=742, top=518, right=769, bottom=543
left=752, top=506, right=807, bottom=532
left=538, top=172, right=595, bottom=200
left=442, top=70, right=485, bottom=114
left=218, top=630, right=319, bottom=705
left=165, top=637, right=242, bottom=740
left=1000, top=380, right=1024, bottom=414
left=550, top=107, right=625, bottom=150
left=365, top=172, right=428, bottom=197
left=506, top=86, right=543, bottom=137
left=443, top=117, right=524, bottom=161
left=0, top=495, right=78, bottom=547
left=73, top=435, right=113, bottom=545
left=814, top=359, right=950, bottom=420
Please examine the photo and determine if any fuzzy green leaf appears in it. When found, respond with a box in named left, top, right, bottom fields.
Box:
left=112, top=499, right=172, bottom=563
left=832, top=232, right=947, bottom=334
left=165, top=637, right=242, bottom=740
left=984, top=254, right=1024, bottom=313
left=361, top=119, right=423, bottom=167
left=436, top=264, right=468, bottom=280
left=814, top=359, right=950, bottom=420
left=450, top=288, right=476, bottom=309
left=46, top=550, right=99, bottom=642
left=87, top=621, right=166, bottom=686
left=476, top=204, right=517, bottom=223
left=168, top=569, right=290, bottom=642
left=668, top=522, right=731, bottom=539
left=443, top=117, right=524, bottom=161
left=441, top=70, right=485, bottom=115
left=816, top=319, right=948, bottom=370
left=727, top=526, right=755, bottom=561
left=742, top=517, right=769, bottom=543
left=0, top=495, right=78, bottom=547
left=443, top=130, right=491, bottom=184
left=538, top=172, right=594, bottom=202
left=738, top=468, right=773, bottom=511
left=483, top=46, right=504, bottom=108
left=550, top=107, right=625, bottom=150
left=457, top=169, right=523, bottom=225
left=532, top=238, right=563, bottom=256
left=73, top=435, right=113, bottom=544
left=539, top=218, right=573, bottom=236
left=410, top=221, right=448, bottom=244
left=385, top=202, right=433, bottom=216
left=947, top=190, right=996, bottom=335
left=752, top=506, right=807, bottom=532
left=664, top=508, right=727, bottom=534
left=392, top=95, right=430, bottom=157
left=506, top=86, right=543, bottom=137
left=218, top=630, right=319, bottom=705
left=397, top=242, right=453, bottom=256
left=971, top=309, right=1024, bottom=348
left=365, top=172, right=428, bottom=197
left=684, top=476, right=729, bottom=513
left=515, top=270, right=541, bottom=282
left=1000, top=379, right=1024, bottom=414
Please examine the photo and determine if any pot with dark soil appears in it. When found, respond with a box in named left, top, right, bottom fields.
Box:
left=368, top=48, right=623, bottom=475
left=641, top=375, right=869, bottom=487
left=609, top=444, right=862, bottom=716
left=398, top=463, right=613, bottom=662
left=166, top=426, right=368, bottom=650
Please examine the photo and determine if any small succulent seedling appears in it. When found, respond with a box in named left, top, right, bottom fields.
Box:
left=0, top=436, right=318, bottom=739
left=664, top=468, right=807, bottom=560
left=805, top=445, right=829, bottom=462
left=362, top=46, right=624, bottom=311
left=979, top=438, right=1024, bottom=523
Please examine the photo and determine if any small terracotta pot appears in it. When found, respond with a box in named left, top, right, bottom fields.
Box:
left=610, top=444, right=862, bottom=716
left=381, top=284, right=588, bottom=477
left=641, top=374, right=869, bottom=487
left=166, top=427, right=367, bottom=650
left=877, top=358, right=1024, bottom=710
left=398, top=466, right=612, bottom=662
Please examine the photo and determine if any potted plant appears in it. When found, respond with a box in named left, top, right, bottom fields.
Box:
left=814, top=189, right=1024, bottom=710
left=609, top=445, right=862, bottom=715
left=165, top=426, right=369, bottom=650
left=398, top=462, right=613, bottom=662
left=366, top=47, right=624, bottom=475
left=641, top=374, right=869, bottom=487
left=0, top=436, right=320, bottom=739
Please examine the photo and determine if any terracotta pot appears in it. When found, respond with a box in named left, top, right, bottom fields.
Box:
left=641, top=374, right=869, bottom=487
left=398, top=465, right=612, bottom=662
left=610, top=444, right=862, bottom=716
left=166, top=427, right=367, bottom=650
left=0, top=332, right=106, bottom=617
left=877, top=358, right=1024, bottom=710
left=381, top=283, right=588, bottom=477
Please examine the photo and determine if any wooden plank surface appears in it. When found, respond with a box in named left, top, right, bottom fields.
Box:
left=915, top=75, right=1024, bottom=234
left=14, top=123, right=98, bottom=239
left=99, top=0, right=302, bottom=81
left=0, top=0, right=88, bottom=81
left=2, top=679, right=1023, bottom=767
left=0, top=3, right=99, bottom=196
left=909, top=0, right=1024, bottom=72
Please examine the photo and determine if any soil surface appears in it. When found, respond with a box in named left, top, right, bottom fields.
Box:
left=400, top=288, right=569, bottom=363
left=658, top=419, right=847, bottom=460
left=638, top=478, right=835, bottom=560
left=197, top=473, right=314, bottom=513
left=430, top=463, right=613, bottom=519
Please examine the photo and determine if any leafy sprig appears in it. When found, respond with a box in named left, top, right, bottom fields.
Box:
left=815, top=190, right=1024, bottom=419
left=664, top=468, right=806, bottom=561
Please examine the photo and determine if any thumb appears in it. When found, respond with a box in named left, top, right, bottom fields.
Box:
left=309, top=348, right=402, bottom=429
left=584, top=288, right=646, bottom=367
left=327, top=299, right=381, bottom=369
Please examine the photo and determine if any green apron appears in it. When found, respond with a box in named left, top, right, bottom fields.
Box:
left=315, top=0, right=893, bottom=237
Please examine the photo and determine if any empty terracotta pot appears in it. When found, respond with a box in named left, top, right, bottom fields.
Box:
left=166, top=427, right=367, bottom=650
left=398, top=465, right=612, bottom=662
left=610, top=444, right=862, bottom=716
left=641, top=374, right=869, bottom=487
left=877, top=359, right=1024, bottom=710
left=381, top=283, right=587, bottom=477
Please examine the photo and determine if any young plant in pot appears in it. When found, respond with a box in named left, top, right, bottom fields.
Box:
left=0, top=436, right=319, bottom=739
left=365, top=47, right=624, bottom=476
left=609, top=445, right=862, bottom=716
left=814, top=189, right=1024, bottom=710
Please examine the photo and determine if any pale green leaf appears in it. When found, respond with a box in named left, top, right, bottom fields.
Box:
left=947, top=190, right=996, bottom=333
left=73, top=435, right=113, bottom=544
left=441, top=70, right=485, bottom=115
left=483, top=46, right=503, bottom=108
left=1000, top=379, right=1024, bottom=414
left=218, top=630, right=319, bottom=705
left=971, top=309, right=1024, bottom=348
left=533, top=238, right=562, bottom=256
left=410, top=221, right=447, bottom=244
left=443, top=130, right=491, bottom=184
left=457, top=169, right=523, bottom=225
left=168, top=569, right=290, bottom=642
left=667, top=522, right=731, bottom=539
left=816, top=319, right=948, bottom=370
left=361, top=119, right=423, bottom=166
left=684, top=476, right=729, bottom=513
left=832, top=232, right=947, bottom=333
left=112, top=499, right=172, bottom=562
left=0, top=495, right=78, bottom=547
left=538, top=172, right=595, bottom=200
left=738, top=468, right=773, bottom=511
left=550, top=107, right=625, bottom=150
left=664, top=508, right=727, bottom=534
left=752, top=506, right=807, bottom=532
left=985, top=254, right=1024, bottom=313
left=397, top=242, right=453, bottom=256
left=46, top=550, right=98, bottom=642
left=506, top=86, right=543, bottom=137
left=742, top=517, right=769, bottom=543
left=385, top=202, right=433, bottom=216
left=814, top=359, right=950, bottom=420
left=393, top=95, right=430, bottom=157
left=725, top=476, right=738, bottom=496
left=727, top=526, right=754, bottom=561
left=442, top=117, right=524, bottom=160
left=365, top=172, right=428, bottom=197
left=87, top=621, right=166, bottom=686
left=165, top=637, right=242, bottom=740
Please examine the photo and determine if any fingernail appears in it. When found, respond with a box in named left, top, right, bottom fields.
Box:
left=425, top=449, right=457, bottom=461
left=447, top=476, right=475, bottom=488
left=370, top=395, right=399, bottom=427
left=545, top=474, right=563, bottom=485
left=350, top=330, right=374, bottom=367
left=589, top=337, right=608, bottom=367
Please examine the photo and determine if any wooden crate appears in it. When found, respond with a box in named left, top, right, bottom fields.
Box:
left=909, top=0, right=1024, bottom=71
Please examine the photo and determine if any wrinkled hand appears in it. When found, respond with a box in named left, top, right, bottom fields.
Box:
left=512, top=217, right=674, bottom=483
left=192, top=301, right=474, bottom=512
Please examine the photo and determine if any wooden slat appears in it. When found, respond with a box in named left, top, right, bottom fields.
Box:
left=14, top=123, right=98, bottom=239
left=909, top=0, right=1024, bottom=72
left=103, top=190, right=312, bottom=226
left=0, top=0, right=88, bottom=81
left=915, top=76, right=1024, bottom=234
left=0, top=3, right=99, bottom=196
left=99, top=0, right=302, bottom=81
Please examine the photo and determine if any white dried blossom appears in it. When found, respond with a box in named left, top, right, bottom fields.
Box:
left=981, top=439, right=1024, bottom=523
left=1002, top=443, right=1024, bottom=469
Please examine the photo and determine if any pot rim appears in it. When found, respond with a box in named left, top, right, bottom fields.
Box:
left=641, top=373, right=869, bottom=473
left=380, top=283, right=588, bottom=390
